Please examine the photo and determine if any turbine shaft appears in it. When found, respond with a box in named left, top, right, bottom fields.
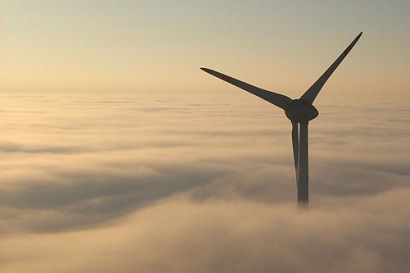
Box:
left=297, top=121, right=309, bottom=206
left=292, top=122, right=299, bottom=176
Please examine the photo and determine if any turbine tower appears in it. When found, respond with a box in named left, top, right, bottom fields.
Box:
left=201, top=32, right=362, bottom=206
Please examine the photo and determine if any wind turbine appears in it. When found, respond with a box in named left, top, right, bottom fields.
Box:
left=201, top=32, right=362, bottom=206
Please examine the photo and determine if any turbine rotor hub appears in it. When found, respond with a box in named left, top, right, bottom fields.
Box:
left=285, top=99, right=319, bottom=122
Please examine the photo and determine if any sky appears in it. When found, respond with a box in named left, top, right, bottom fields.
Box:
left=1, top=0, right=410, bottom=98
left=1, top=1, right=410, bottom=273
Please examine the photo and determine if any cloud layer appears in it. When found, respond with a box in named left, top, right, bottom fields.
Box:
left=1, top=91, right=409, bottom=272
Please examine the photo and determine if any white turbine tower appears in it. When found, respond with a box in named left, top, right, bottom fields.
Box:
left=201, top=32, right=362, bottom=206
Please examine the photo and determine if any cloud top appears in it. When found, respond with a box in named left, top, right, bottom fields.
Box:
left=1, top=91, right=409, bottom=272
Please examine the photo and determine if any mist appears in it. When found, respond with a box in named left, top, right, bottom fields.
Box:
left=1, top=91, right=409, bottom=273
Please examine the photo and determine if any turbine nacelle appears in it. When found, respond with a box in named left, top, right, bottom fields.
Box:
left=285, top=99, right=319, bottom=123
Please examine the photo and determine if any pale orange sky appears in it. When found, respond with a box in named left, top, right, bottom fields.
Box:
left=1, top=0, right=409, bottom=99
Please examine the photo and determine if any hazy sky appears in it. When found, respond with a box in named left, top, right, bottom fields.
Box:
left=1, top=0, right=410, bottom=98
left=1, top=1, right=410, bottom=273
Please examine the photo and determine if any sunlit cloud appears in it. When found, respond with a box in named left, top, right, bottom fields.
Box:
left=1, top=91, right=409, bottom=272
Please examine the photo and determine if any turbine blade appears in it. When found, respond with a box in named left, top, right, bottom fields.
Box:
left=292, top=122, right=299, bottom=177
left=297, top=121, right=309, bottom=206
left=300, top=32, right=362, bottom=104
left=201, top=67, right=292, bottom=110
